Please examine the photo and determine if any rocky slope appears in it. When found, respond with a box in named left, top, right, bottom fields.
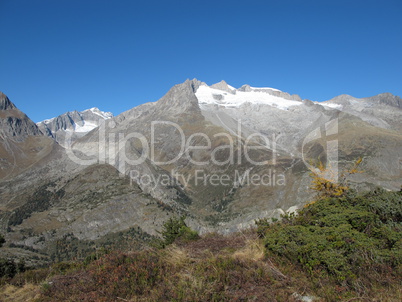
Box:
left=0, top=92, right=55, bottom=179
left=322, top=93, right=402, bottom=132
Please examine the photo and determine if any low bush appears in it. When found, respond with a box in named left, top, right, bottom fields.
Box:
left=0, top=233, right=5, bottom=247
left=0, top=258, right=26, bottom=279
left=156, top=216, right=199, bottom=248
left=261, top=188, right=402, bottom=286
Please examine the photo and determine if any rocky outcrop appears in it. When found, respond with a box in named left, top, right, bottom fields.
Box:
left=0, top=92, right=54, bottom=180
left=323, top=92, right=402, bottom=131
left=156, top=79, right=204, bottom=115
left=0, top=92, right=17, bottom=110
left=365, top=93, right=402, bottom=109
left=211, top=80, right=236, bottom=94
left=0, top=92, right=42, bottom=141
left=37, top=107, right=113, bottom=147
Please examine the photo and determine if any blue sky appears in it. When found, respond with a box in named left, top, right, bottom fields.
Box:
left=1, top=0, right=401, bottom=122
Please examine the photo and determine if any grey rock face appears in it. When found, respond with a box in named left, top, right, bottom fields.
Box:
left=156, top=79, right=204, bottom=114
left=365, top=93, right=402, bottom=109
left=0, top=116, right=42, bottom=141
left=322, top=93, right=402, bottom=132
left=37, top=107, right=113, bottom=147
left=210, top=80, right=236, bottom=94
left=0, top=92, right=54, bottom=180
left=0, top=92, right=17, bottom=110
left=0, top=92, right=42, bottom=141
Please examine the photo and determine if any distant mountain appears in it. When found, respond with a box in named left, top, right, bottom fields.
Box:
left=321, top=93, right=402, bottom=131
left=37, top=107, right=113, bottom=147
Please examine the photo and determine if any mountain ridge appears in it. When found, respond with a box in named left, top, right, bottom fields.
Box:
left=37, top=107, right=113, bottom=147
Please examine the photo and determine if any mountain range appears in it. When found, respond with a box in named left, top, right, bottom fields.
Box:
left=0, top=80, right=401, bottom=265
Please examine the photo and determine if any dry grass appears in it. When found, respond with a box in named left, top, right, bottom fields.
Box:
left=0, top=283, right=41, bottom=301
left=162, top=245, right=190, bottom=268
left=232, top=238, right=265, bottom=262
left=183, top=231, right=249, bottom=257
left=2, top=227, right=401, bottom=302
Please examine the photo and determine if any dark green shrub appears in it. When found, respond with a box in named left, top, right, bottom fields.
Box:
left=158, top=216, right=199, bottom=247
left=0, top=258, right=17, bottom=278
left=8, top=267, right=49, bottom=286
left=0, top=258, right=26, bottom=280
left=255, top=218, right=271, bottom=238
left=0, top=233, right=5, bottom=247
left=260, top=189, right=402, bottom=283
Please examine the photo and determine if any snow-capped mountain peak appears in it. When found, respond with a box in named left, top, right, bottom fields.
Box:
left=249, top=86, right=281, bottom=92
left=83, top=107, right=113, bottom=119
left=195, top=82, right=301, bottom=110
left=37, top=107, right=114, bottom=147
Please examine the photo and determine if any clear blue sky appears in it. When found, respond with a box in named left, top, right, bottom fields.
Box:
left=1, top=0, right=401, bottom=122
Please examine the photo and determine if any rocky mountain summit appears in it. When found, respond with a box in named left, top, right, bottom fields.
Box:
left=0, top=92, right=54, bottom=179
left=0, top=81, right=401, bottom=265
left=0, top=92, right=42, bottom=140
left=37, top=107, right=113, bottom=147
left=322, top=93, right=402, bottom=131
